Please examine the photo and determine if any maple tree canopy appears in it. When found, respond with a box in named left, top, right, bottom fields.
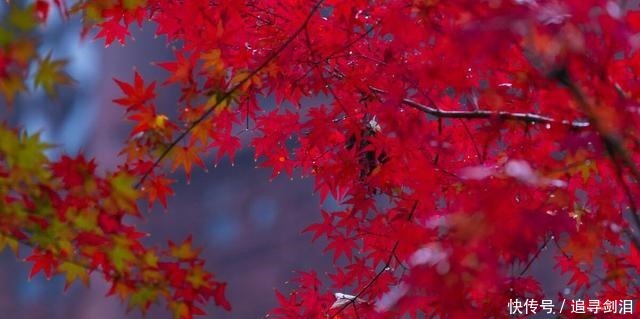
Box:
left=2, top=0, right=640, bottom=318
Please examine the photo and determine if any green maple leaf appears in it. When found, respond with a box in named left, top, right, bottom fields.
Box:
left=0, top=27, right=13, bottom=46
left=108, top=173, right=139, bottom=213
left=9, top=4, right=37, bottom=32
left=127, top=287, right=158, bottom=312
left=0, top=234, right=20, bottom=255
left=109, top=240, right=135, bottom=273
left=0, top=128, right=51, bottom=177
left=34, top=52, right=74, bottom=96
left=58, top=262, right=89, bottom=290
left=123, top=0, right=147, bottom=10
left=16, top=131, right=51, bottom=172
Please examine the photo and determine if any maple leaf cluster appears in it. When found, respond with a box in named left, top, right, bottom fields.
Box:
left=0, top=125, right=230, bottom=318
left=3, top=0, right=640, bottom=318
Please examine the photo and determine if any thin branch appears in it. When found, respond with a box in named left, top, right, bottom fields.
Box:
left=330, top=200, right=418, bottom=319
left=292, top=23, right=378, bottom=84
left=552, top=69, right=640, bottom=181
left=433, top=117, right=442, bottom=165
left=368, top=86, right=590, bottom=129
left=518, top=235, right=551, bottom=276
left=393, top=253, right=409, bottom=270
left=460, top=119, right=484, bottom=163
left=609, top=153, right=640, bottom=249
left=552, top=236, right=570, bottom=259
left=304, top=31, right=358, bottom=127
left=434, top=166, right=464, bottom=181
left=135, top=0, right=325, bottom=188
left=551, top=235, right=609, bottom=299
left=326, top=64, right=589, bottom=131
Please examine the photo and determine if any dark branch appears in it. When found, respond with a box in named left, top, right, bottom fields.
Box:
left=518, top=235, right=551, bottom=276
left=551, top=68, right=640, bottom=249
left=368, top=86, right=590, bottom=129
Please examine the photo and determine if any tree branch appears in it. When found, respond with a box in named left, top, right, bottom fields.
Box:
left=325, top=65, right=589, bottom=129
left=135, top=0, right=326, bottom=189
left=551, top=68, right=640, bottom=249
left=518, top=235, right=551, bottom=277
left=368, top=86, right=590, bottom=129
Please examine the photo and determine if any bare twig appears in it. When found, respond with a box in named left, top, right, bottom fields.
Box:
left=368, top=86, right=590, bottom=129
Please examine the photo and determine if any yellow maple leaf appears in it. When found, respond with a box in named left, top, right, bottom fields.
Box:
left=0, top=73, right=26, bottom=104
left=170, top=145, right=205, bottom=181
left=201, top=49, right=224, bottom=76
left=127, top=287, right=157, bottom=312
left=169, top=236, right=200, bottom=261
left=0, top=234, right=20, bottom=255
left=186, top=265, right=211, bottom=289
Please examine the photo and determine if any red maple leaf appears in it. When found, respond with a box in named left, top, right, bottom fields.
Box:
left=302, top=210, right=335, bottom=242
left=157, top=52, right=195, bottom=85
left=210, top=133, right=241, bottom=165
left=25, top=250, right=57, bottom=280
left=50, top=154, right=96, bottom=188
left=324, top=234, right=358, bottom=263
left=144, top=174, right=175, bottom=209
left=95, top=18, right=130, bottom=47
left=113, top=71, right=156, bottom=111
